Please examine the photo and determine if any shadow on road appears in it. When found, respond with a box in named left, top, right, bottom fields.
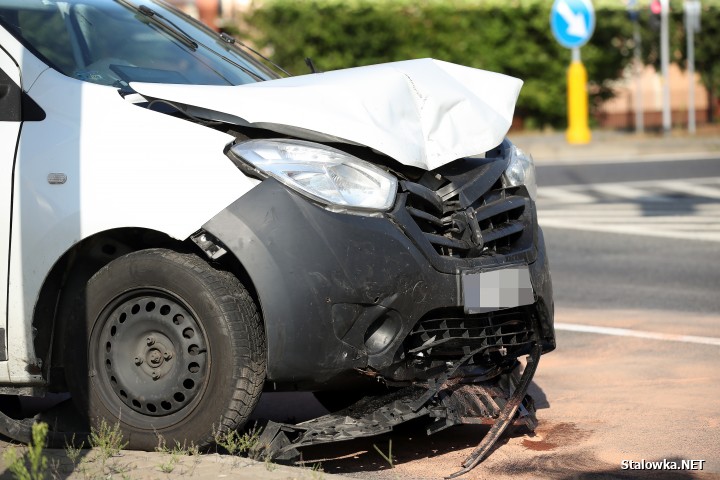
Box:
left=528, top=381, right=550, bottom=409
left=631, top=196, right=713, bottom=217
left=294, top=418, right=540, bottom=477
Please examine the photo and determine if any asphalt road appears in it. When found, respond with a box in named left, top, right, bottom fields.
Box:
left=537, top=157, right=720, bottom=314
left=536, top=157, right=720, bottom=187
left=544, top=225, right=720, bottom=314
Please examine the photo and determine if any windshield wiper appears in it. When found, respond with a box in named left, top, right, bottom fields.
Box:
left=118, top=0, right=198, bottom=51
left=117, top=0, right=265, bottom=82
left=219, top=32, right=292, bottom=77
left=138, top=5, right=199, bottom=49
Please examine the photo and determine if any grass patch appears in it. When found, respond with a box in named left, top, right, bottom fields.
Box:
left=213, top=425, right=261, bottom=456
left=3, top=422, right=49, bottom=480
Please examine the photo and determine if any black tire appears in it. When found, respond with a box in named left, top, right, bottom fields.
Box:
left=65, top=248, right=265, bottom=450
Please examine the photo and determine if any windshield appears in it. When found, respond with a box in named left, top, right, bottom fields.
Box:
left=0, top=0, right=278, bottom=87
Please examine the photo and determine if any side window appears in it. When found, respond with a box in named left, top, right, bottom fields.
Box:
left=0, top=65, right=21, bottom=122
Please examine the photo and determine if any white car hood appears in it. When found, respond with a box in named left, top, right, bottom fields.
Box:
left=131, top=58, right=522, bottom=171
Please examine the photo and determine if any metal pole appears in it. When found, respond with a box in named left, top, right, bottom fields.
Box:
left=686, top=18, right=696, bottom=134
left=685, top=1, right=697, bottom=134
left=660, top=0, right=671, bottom=134
left=572, top=46, right=580, bottom=63
left=633, top=19, right=644, bottom=134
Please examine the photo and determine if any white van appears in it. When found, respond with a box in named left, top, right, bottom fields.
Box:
left=0, top=0, right=554, bottom=459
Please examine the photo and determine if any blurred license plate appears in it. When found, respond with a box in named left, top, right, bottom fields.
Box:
left=462, top=266, right=534, bottom=314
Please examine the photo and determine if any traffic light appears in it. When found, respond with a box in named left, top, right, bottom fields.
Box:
left=650, top=0, right=662, bottom=30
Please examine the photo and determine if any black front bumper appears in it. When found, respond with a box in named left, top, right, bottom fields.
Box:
left=203, top=177, right=554, bottom=390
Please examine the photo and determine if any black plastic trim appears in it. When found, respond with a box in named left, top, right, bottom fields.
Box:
left=0, top=66, right=20, bottom=121
left=21, top=92, right=45, bottom=121
left=203, top=179, right=554, bottom=390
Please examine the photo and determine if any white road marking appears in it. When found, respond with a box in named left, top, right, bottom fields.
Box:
left=555, top=322, right=720, bottom=346
left=535, top=187, right=595, bottom=203
left=590, top=183, right=671, bottom=201
left=539, top=176, right=720, bottom=192
left=539, top=220, right=720, bottom=242
left=543, top=216, right=720, bottom=226
left=537, top=177, right=720, bottom=241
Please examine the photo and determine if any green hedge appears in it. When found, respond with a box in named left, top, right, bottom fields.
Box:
left=242, top=0, right=720, bottom=128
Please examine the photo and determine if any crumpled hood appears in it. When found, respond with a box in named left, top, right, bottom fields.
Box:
left=131, top=58, right=522, bottom=171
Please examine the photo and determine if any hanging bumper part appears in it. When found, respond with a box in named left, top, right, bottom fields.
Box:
left=251, top=342, right=541, bottom=477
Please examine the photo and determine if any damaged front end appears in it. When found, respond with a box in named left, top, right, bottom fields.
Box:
left=200, top=134, right=554, bottom=476
left=0, top=0, right=550, bottom=469
left=128, top=56, right=552, bottom=475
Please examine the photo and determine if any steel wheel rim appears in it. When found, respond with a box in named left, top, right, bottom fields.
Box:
left=91, top=289, right=209, bottom=427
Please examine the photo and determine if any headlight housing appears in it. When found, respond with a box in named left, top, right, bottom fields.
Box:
left=229, top=139, right=397, bottom=213
left=503, top=144, right=537, bottom=201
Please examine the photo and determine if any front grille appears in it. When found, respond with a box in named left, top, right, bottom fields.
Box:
left=400, top=156, right=529, bottom=259
left=407, top=307, right=534, bottom=368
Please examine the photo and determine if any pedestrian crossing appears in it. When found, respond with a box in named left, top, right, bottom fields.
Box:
left=536, top=176, right=720, bottom=242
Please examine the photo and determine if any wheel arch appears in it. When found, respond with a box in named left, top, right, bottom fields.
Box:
left=33, top=226, right=262, bottom=390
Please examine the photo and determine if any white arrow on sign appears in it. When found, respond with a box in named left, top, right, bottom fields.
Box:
left=556, top=0, right=588, bottom=38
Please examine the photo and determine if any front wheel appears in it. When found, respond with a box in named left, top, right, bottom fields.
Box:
left=66, top=249, right=265, bottom=450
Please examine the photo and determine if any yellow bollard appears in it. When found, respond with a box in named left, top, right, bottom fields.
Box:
left=566, top=60, right=591, bottom=144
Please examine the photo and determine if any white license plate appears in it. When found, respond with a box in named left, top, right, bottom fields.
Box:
left=462, top=266, right=534, bottom=314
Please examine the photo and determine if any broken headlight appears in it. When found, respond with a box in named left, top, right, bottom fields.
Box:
left=229, top=139, right=397, bottom=213
left=503, top=144, right=537, bottom=201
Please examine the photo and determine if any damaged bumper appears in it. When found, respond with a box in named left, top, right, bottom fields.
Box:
left=250, top=343, right=541, bottom=478
left=202, top=140, right=554, bottom=390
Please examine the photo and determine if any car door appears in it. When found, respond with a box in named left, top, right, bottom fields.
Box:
left=0, top=45, right=21, bottom=361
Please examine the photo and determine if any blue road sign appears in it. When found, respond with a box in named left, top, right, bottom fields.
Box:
left=551, top=0, right=596, bottom=49
left=626, top=0, right=640, bottom=22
